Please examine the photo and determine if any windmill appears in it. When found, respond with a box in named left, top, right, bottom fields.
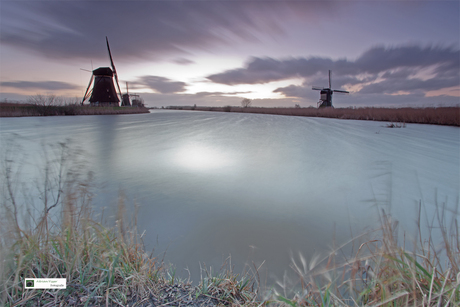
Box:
left=81, top=37, right=123, bottom=106
left=312, top=70, right=349, bottom=108
left=121, top=82, right=131, bottom=107
left=122, top=81, right=145, bottom=107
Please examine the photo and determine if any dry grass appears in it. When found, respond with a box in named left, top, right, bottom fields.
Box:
left=0, top=102, right=149, bottom=117
left=271, top=203, right=459, bottom=306
left=171, top=106, right=460, bottom=126
left=0, top=143, right=164, bottom=306
left=0, top=142, right=260, bottom=306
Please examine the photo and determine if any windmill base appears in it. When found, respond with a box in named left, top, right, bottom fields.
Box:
left=89, top=102, right=119, bottom=107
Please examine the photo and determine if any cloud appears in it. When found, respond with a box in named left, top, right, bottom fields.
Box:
left=194, top=91, right=252, bottom=97
left=208, top=45, right=459, bottom=85
left=172, top=58, right=195, bottom=65
left=0, top=1, right=330, bottom=61
left=208, top=44, right=459, bottom=98
left=136, top=76, right=187, bottom=94
left=0, top=81, right=79, bottom=91
left=207, top=57, right=336, bottom=85
left=273, top=85, right=317, bottom=100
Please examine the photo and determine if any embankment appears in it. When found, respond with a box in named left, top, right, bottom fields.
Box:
left=0, top=102, right=150, bottom=117
left=167, top=106, right=460, bottom=126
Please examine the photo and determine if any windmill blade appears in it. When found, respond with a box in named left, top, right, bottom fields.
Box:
left=106, top=36, right=116, bottom=74
left=106, top=36, right=123, bottom=103
left=328, top=70, right=331, bottom=89
left=81, top=75, right=94, bottom=105
left=333, top=89, right=349, bottom=94
left=113, top=72, right=123, bottom=103
left=312, top=87, right=324, bottom=91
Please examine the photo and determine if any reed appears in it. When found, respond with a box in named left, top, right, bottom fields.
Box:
left=0, top=102, right=149, bottom=117
left=271, top=203, right=459, bottom=306
left=0, top=142, right=259, bottom=306
left=0, top=143, right=165, bottom=306
left=174, top=106, right=460, bottom=126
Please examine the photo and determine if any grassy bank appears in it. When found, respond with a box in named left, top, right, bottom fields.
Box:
left=1, top=143, right=459, bottom=306
left=0, top=102, right=149, bottom=117
left=167, top=106, right=460, bottom=126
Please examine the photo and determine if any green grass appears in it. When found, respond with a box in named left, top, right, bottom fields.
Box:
left=1, top=142, right=458, bottom=306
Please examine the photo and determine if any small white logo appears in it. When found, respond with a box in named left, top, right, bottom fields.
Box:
left=25, top=279, right=66, bottom=289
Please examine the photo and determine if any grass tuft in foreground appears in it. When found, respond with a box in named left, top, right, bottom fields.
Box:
left=0, top=144, right=161, bottom=306
left=272, top=205, right=459, bottom=306
left=0, top=142, right=259, bottom=306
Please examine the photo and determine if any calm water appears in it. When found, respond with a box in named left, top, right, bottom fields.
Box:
left=1, top=110, right=459, bottom=284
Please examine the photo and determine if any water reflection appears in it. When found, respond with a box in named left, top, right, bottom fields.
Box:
left=174, top=142, right=235, bottom=171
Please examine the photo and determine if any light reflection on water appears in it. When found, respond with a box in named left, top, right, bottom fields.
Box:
left=1, top=110, right=459, bottom=285
left=174, top=142, right=235, bottom=171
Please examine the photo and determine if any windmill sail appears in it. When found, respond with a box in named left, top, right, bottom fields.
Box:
left=106, top=37, right=123, bottom=103
left=81, top=74, right=94, bottom=105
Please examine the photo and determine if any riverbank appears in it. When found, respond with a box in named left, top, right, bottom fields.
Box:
left=0, top=102, right=150, bottom=117
left=167, top=106, right=460, bottom=126
left=1, top=142, right=458, bottom=306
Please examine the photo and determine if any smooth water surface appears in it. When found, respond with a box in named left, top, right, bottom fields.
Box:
left=1, top=110, right=459, bottom=283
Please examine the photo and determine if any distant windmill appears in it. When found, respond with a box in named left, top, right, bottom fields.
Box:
left=312, top=70, right=349, bottom=108
left=81, top=37, right=123, bottom=106
left=121, top=82, right=131, bottom=107
left=121, top=81, right=145, bottom=107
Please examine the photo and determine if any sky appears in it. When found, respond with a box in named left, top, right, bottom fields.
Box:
left=0, top=0, right=459, bottom=108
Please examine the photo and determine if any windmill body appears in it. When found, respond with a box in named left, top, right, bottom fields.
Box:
left=312, top=70, right=349, bottom=108
left=121, top=81, right=131, bottom=106
left=121, top=94, right=131, bottom=106
left=89, top=67, right=119, bottom=106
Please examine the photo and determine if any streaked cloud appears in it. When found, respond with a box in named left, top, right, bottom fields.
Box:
left=172, top=58, right=195, bottom=66
left=194, top=91, right=252, bottom=97
left=0, top=81, right=79, bottom=91
left=0, top=1, right=330, bottom=61
left=135, top=76, right=187, bottom=94
left=207, top=44, right=459, bottom=98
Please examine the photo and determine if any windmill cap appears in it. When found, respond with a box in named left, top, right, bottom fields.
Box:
left=93, top=67, right=113, bottom=76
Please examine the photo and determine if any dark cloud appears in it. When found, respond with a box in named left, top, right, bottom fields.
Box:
left=208, top=44, right=459, bottom=98
left=273, top=85, right=317, bottom=100
left=194, top=91, right=252, bottom=97
left=1, top=81, right=79, bottom=91
left=0, top=1, right=331, bottom=61
left=358, top=76, right=460, bottom=95
left=354, top=45, right=460, bottom=75
left=208, top=45, right=459, bottom=85
left=207, top=57, right=336, bottom=85
left=172, top=58, right=195, bottom=65
left=136, top=76, right=187, bottom=94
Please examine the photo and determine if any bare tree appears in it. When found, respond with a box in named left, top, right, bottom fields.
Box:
left=27, top=94, right=81, bottom=106
left=27, top=94, right=58, bottom=106
left=241, top=98, right=252, bottom=108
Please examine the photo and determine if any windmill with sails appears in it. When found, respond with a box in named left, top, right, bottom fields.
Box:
left=312, top=70, right=349, bottom=108
left=82, top=37, right=130, bottom=106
